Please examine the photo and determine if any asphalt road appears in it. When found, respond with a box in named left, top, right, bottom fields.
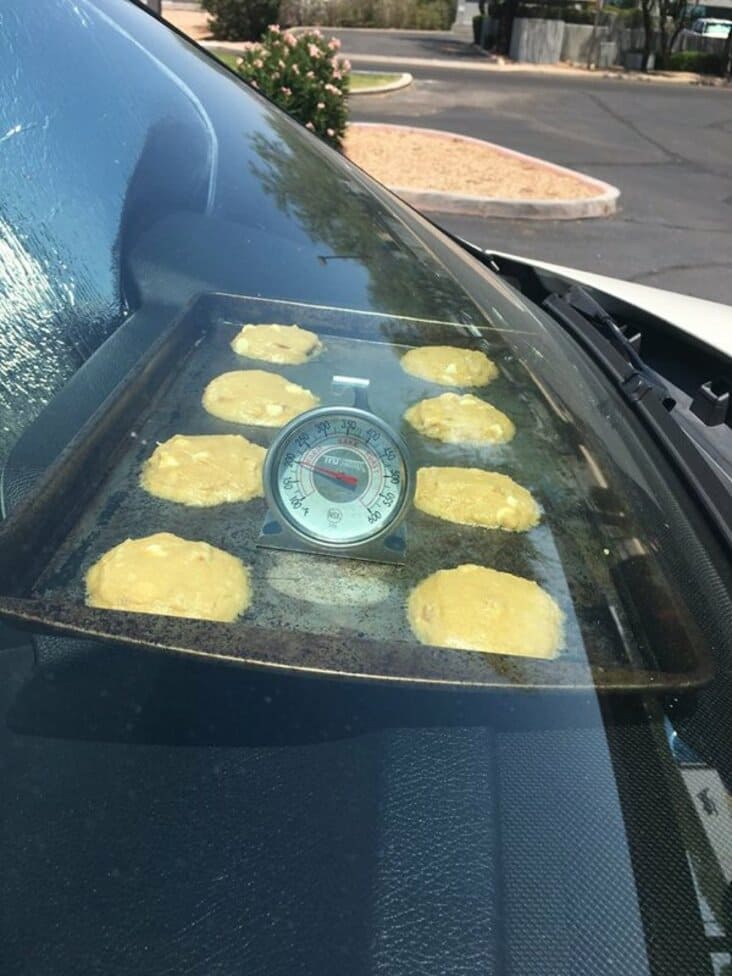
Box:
left=338, top=31, right=732, bottom=305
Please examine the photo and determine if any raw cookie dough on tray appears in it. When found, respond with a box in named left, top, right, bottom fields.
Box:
left=404, top=393, right=515, bottom=445
left=415, top=467, right=539, bottom=532
left=140, top=434, right=266, bottom=507
left=231, top=323, right=323, bottom=365
left=85, top=533, right=251, bottom=623
left=407, top=565, right=564, bottom=660
left=202, top=370, right=319, bottom=427
left=401, top=346, right=498, bottom=387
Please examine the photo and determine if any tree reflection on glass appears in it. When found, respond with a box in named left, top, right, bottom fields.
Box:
left=248, top=116, right=486, bottom=327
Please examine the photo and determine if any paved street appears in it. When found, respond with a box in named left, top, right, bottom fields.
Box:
left=338, top=31, right=732, bottom=305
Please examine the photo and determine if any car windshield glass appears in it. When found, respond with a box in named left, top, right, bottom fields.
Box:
left=1, top=2, right=731, bottom=974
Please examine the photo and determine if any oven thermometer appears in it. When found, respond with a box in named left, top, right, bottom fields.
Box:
left=259, top=378, right=414, bottom=563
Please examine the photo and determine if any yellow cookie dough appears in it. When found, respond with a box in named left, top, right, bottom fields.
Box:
left=415, top=467, right=539, bottom=532
left=404, top=393, right=515, bottom=445
left=140, top=434, right=266, bottom=507
left=231, top=323, right=323, bottom=365
left=85, top=532, right=251, bottom=622
left=401, top=346, right=498, bottom=387
left=407, top=564, right=564, bottom=659
left=202, top=370, right=319, bottom=427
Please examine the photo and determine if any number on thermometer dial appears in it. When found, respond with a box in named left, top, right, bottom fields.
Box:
left=265, top=407, right=412, bottom=548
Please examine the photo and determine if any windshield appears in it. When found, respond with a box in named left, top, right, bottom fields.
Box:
left=703, top=21, right=732, bottom=34
left=1, top=2, right=731, bottom=974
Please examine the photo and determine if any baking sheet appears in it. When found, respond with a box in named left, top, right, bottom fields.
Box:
left=0, top=293, right=711, bottom=691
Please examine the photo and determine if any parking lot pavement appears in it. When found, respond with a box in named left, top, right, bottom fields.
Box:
left=347, top=51, right=732, bottom=305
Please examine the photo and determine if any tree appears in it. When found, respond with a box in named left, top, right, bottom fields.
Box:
left=495, top=0, right=521, bottom=55
left=657, top=0, right=689, bottom=67
left=248, top=116, right=483, bottom=323
left=724, top=23, right=732, bottom=77
left=639, top=0, right=654, bottom=70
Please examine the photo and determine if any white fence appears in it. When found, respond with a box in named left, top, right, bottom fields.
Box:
left=677, top=29, right=728, bottom=54
left=508, top=18, right=728, bottom=66
left=510, top=18, right=565, bottom=62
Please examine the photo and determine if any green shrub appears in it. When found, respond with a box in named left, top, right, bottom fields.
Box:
left=562, top=7, right=596, bottom=22
left=516, top=4, right=596, bottom=23
left=473, top=13, right=484, bottom=42
left=202, top=0, right=280, bottom=41
left=282, top=0, right=456, bottom=30
left=489, top=1, right=613, bottom=23
left=234, top=27, right=350, bottom=148
left=662, top=50, right=722, bottom=74
left=613, top=7, right=644, bottom=28
left=412, top=0, right=455, bottom=28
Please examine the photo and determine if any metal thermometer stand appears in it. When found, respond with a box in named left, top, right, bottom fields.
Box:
left=258, top=376, right=413, bottom=565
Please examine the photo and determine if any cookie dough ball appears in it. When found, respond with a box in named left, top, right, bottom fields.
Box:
left=415, top=467, right=539, bottom=532
left=202, top=370, right=319, bottom=427
left=140, top=434, right=266, bottom=507
left=404, top=393, right=515, bottom=445
left=401, top=346, right=498, bottom=387
left=85, top=533, right=251, bottom=622
left=407, top=564, right=563, bottom=659
left=231, top=323, right=323, bottom=365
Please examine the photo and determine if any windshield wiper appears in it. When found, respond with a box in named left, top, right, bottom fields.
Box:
left=543, top=285, right=673, bottom=407
left=541, top=286, right=732, bottom=553
left=564, top=285, right=672, bottom=400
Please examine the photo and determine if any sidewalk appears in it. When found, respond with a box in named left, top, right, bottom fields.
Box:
left=164, top=5, right=208, bottom=39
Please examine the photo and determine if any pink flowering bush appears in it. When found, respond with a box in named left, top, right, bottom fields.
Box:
left=235, top=27, right=350, bottom=149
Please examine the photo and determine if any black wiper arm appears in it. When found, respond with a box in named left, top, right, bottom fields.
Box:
left=561, top=285, right=670, bottom=401
left=541, top=290, right=732, bottom=553
left=542, top=290, right=672, bottom=405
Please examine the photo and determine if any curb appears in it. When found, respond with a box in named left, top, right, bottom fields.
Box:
left=349, top=123, right=620, bottom=220
left=200, top=43, right=413, bottom=94
left=351, top=71, right=413, bottom=94
left=343, top=51, right=730, bottom=87
left=290, top=25, right=453, bottom=35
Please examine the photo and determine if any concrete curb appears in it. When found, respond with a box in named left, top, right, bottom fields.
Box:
left=344, top=51, right=731, bottom=87
left=200, top=43, right=413, bottom=93
left=349, top=123, right=621, bottom=220
left=350, top=71, right=413, bottom=94
left=290, top=25, right=451, bottom=35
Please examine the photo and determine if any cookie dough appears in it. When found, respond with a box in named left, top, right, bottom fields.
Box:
left=231, top=323, right=323, bottom=365
left=415, top=467, right=539, bottom=532
left=401, top=346, right=498, bottom=387
left=202, top=370, right=319, bottom=427
left=140, top=434, right=266, bottom=507
left=85, top=532, right=251, bottom=622
left=407, top=564, right=563, bottom=659
left=404, top=393, right=515, bottom=445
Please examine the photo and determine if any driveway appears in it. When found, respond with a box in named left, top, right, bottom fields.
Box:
left=333, top=28, right=488, bottom=63
left=337, top=31, right=732, bottom=305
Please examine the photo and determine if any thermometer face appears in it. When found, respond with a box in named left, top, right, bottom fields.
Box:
left=264, top=407, right=413, bottom=548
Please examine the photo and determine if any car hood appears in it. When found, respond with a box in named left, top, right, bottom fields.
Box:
left=488, top=250, right=732, bottom=361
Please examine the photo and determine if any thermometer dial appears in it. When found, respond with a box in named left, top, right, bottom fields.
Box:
left=264, top=406, right=413, bottom=548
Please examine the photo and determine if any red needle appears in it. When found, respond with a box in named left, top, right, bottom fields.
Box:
left=296, top=460, right=359, bottom=487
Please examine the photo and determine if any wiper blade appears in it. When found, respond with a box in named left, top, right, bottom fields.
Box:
left=564, top=285, right=670, bottom=397
left=544, top=286, right=672, bottom=405
left=541, top=289, right=732, bottom=553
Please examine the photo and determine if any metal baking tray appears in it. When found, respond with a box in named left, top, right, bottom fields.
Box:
left=0, top=293, right=712, bottom=691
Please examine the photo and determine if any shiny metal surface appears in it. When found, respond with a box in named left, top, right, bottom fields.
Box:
left=262, top=403, right=414, bottom=551
left=0, top=293, right=714, bottom=692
